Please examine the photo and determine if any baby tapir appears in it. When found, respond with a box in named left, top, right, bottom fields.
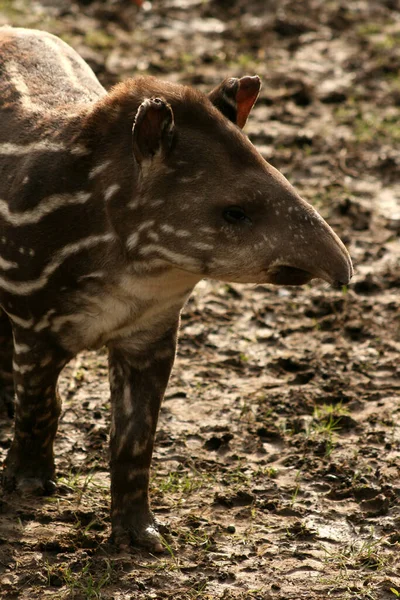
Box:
left=0, top=27, right=352, bottom=552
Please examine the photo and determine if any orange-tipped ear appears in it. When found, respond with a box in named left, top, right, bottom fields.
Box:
left=132, top=97, right=174, bottom=163
left=208, top=75, right=261, bottom=129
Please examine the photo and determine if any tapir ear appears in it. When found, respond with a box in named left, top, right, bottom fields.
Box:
left=132, top=97, right=174, bottom=163
left=208, top=76, right=261, bottom=129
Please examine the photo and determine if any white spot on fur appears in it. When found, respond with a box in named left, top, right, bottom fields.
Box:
left=0, top=141, right=67, bottom=155
left=191, top=242, right=214, bottom=251
left=5, top=311, right=34, bottom=328
left=0, top=256, right=18, bottom=270
left=132, top=438, right=148, bottom=456
left=123, top=385, right=133, bottom=417
left=14, top=342, right=30, bottom=354
left=138, top=220, right=155, bottom=232
left=126, top=232, right=139, bottom=250
left=104, top=184, right=120, bottom=201
left=89, top=160, right=111, bottom=179
left=160, top=224, right=175, bottom=234
left=147, top=231, right=159, bottom=242
left=77, top=271, right=104, bottom=282
left=12, top=361, right=35, bottom=374
left=127, top=198, right=141, bottom=210
left=70, top=145, right=90, bottom=156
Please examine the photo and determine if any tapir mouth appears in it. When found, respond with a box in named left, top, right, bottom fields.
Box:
left=266, top=265, right=314, bottom=286
left=266, top=264, right=351, bottom=287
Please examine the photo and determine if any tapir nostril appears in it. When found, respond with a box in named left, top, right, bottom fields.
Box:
left=331, top=258, right=353, bottom=288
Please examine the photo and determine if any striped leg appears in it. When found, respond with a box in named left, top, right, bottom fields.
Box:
left=108, top=324, right=178, bottom=552
left=0, top=309, right=15, bottom=417
left=3, top=328, right=71, bottom=494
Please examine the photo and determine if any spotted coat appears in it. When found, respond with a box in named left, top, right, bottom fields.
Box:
left=0, top=26, right=352, bottom=551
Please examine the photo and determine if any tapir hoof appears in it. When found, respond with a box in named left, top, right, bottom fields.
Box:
left=3, top=448, right=57, bottom=496
left=3, top=471, right=57, bottom=496
left=112, top=515, right=164, bottom=553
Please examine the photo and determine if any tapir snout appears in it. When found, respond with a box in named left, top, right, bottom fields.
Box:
left=262, top=193, right=353, bottom=288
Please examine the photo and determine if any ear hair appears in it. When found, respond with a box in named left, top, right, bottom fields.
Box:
left=132, top=97, right=174, bottom=163
left=208, top=75, right=261, bottom=128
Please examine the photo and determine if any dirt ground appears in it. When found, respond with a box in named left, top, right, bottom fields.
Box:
left=0, top=0, right=399, bottom=598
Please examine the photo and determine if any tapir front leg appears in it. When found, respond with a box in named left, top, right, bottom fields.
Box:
left=4, top=327, right=71, bottom=494
left=108, top=322, right=179, bottom=552
left=0, top=309, right=15, bottom=417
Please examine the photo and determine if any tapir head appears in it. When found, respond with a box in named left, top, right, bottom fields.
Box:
left=110, top=76, right=353, bottom=287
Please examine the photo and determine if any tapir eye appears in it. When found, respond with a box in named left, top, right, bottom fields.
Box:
left=223, top=206, right=252, bottom=225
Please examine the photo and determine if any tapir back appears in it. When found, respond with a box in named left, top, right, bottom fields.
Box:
left=0, top=26, right=105, bottom=115
left=0, top=27, right=105, bottom=201
left=0, top=28, right=112, bottom=318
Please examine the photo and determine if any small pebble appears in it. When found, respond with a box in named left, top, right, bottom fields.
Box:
left=226, top=525, right=236, bottom=533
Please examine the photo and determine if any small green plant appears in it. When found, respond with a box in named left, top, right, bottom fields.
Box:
left=58, top=468, right=98, bottom=503
left=308, top=403, right=350, bottom=456
left=46, top=559, right=112, bottom=599
left=314, top=402, right=349, bottom=420
left=290, top=483, right=300, bottom=507
left=157, top=468, right=210, bottom=497
left=323, top=530, right=389, bottom=575
left=69, top=560, right=112, bottom=599
left=159, top=534, right=177, bottom=561
left=182, top=529, right=214, bottom=551
left=222, top=465, right=251, bottom=487
left=263, top=466, right=279, bottom=478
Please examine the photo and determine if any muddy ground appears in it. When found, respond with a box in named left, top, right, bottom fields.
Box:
left=0, top=0, right=399, bottom=598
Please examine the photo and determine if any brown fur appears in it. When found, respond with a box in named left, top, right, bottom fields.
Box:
left=0, top=27, right=352, bottom=552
